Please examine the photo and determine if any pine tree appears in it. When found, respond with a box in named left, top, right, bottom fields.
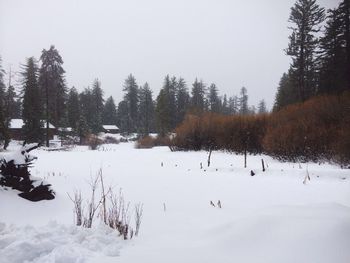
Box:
left=286, top=0, right=325, bottom=101
left=176, top=77, right=189, bottom=125
left=138, top=83, right=155, bottom=135
left=21, top=57, right=43, bottom=143
left=117, top=100, right=129, bottom=133
left=208, top=83, right=221, bottom=113
left=190, top=78, right=206, bottom=113
left=0, top=56, right=9, bottom=148
left=67, top=87, right=80, bottom=131
left=4, top=85, right=18, bottom=126
left=123, top=74, right=139, bottom=133
left=339, top=0, right=350, bottom=90
left=79, top=88, right=94, bottom=130
left=39, top=45, right=67, bottom=146
left=103, top=96, right=118, bottom=125
left=221, top=94, right=229, bottom=115
left=91, top=79, right=104, bottom=133
left=319, top=2, right=349, bottom=94
left=77, top=114, right=89, bottom=145
left=168, top=76, right=178, bottom=129
left=257, top=99, right=267, bottom=114
left=239, top=87, right=249, bottom=115
left=273, top=72, right=299, bottom=111
left=228, top=96, right=239, bottom=115
left=155, top=88, right=170, bottom=136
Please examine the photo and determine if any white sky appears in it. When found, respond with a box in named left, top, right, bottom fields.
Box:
left=0, top=0, right=341, bottom=109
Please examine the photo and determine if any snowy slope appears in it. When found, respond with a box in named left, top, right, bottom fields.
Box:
left=1, top=142, right=350, bottom=263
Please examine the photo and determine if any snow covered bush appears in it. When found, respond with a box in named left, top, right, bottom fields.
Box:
left=0, top=143, right=55, bottom=201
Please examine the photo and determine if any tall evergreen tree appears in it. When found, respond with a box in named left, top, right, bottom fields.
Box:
left=67, top=87, right=80, bottom=131
left=123, top=74, right=139, bottom=133
left=21, top=57, right=43, bottom=143
left=116, top=100, right=129, bottom=133
left=176, top=77, right=190, bottom=125
left=239, top=87, right=249, bottom=115
left=208, top=83, right=221, bottom=113
left=319, top=2, right=349, bottom=94
left=76, top=114, right=89, bottom=145
left=138, top=83, right=155, bottom=135
left=190, top=78, right=206, bottom=113
left=155, top=88, right=170, bottom=136
left=273, top=72, right=299, bottom=111
left=339, top=0, right=350, bottom=90
left=39, top=45, right=67, bottom=146
left=103, top=96, right=117, bottom=125
left=91, top=79, right=104, bottom=133
left=0, top=56, right=9, bottom=148
left=4, top=85, right=17, bottom=126
left=168, top=76, right=178, bottom=129
left=158, top=75, right=177, bottom=129
left=257, top=99, right=268, bottom=114
left=228, top=95, right=239, bottom=115
left=221, top=94, right=229, bottom=115
left=286, top=0, right=325, bottom=101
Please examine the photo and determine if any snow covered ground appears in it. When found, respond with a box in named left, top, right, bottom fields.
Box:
left=1, top=142, right=350, bottom=263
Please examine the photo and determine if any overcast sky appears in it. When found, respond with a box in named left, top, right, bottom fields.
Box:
left=0, top=0, right=341, bottom=109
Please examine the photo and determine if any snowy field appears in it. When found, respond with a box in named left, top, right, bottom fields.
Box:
left=1, top=142, right=350, bottom=263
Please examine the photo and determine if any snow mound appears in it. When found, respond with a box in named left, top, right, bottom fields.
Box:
left=0, top=222, right=124, bottom=263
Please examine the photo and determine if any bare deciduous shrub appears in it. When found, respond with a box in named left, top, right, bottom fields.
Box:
left=86, top=134, right=103, bottom=150
left=68, top=169, right=144, bottom=239
left=84, top=173, right=103, bottom=228
left=134, top=203, right=144, bottom=236
left=136, top=135, right=171, bottom=149
left=136, top=136, right=155, bottom=149
left=107, top=189, right=132, bottom=240
left=68, top=190, right=83, bottom=226
left=173, top=113, right=267, bottom=155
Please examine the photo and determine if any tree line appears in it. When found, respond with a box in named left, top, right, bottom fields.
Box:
left=274, top=0, right=350, bottom=110
left=0, top=46, right=267, bottom=147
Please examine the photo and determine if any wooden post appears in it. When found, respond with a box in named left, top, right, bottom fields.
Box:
left=207, top=148, right=213, bottom=167
left=261, top=159, right=265, bottom=172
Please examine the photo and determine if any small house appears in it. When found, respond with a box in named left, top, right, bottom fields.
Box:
left=9, top=119, right=56, bottom=140
left=102, top=125, right=119, bottom=134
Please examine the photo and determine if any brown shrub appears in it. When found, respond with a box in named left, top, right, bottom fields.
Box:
left=263, top=92, right=350, bottom=163
left=173, top=113, right=267, bottom=154
left=136, top=136, right=155, bottom=149
left=136, top=135, right=171, bottom=149
left=85, top=134, right=103, bottom=150
left=172, top=92, right=349, bottom=165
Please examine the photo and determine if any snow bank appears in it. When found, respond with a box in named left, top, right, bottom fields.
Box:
left=0, top=222, right=123, bottom=263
